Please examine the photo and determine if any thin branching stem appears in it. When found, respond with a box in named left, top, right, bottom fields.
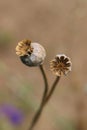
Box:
left=39, top=65, right=49, bottom=102
left=44, top=76, right=60, bottom=105
left=29, top=65, right=48, bottom=130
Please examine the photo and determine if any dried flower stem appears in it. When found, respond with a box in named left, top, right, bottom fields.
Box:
left=44, top=76, right=60, bottom=105
left=29, top=65, right=48, bottom=130
left=39, top=65, right=49, bottom=102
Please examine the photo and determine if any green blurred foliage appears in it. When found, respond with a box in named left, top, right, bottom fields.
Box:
left=0, top=117, right=14, bottom=130
left=55, top=116, right=76, bottom=130
left=0, top=31, right=14, bottom=50
left=0, top=61, right=8, bottom=74
left=13, top=82, right=38, bottom=112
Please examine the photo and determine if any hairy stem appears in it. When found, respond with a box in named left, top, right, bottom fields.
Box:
left=29, top=65, right=48, bottom=130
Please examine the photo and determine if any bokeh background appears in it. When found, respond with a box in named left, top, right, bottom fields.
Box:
left=0, top=0, right=87, bottom=130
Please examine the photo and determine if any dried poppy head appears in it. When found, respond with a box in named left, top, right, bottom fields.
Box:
left=16, top=39, right=32, bottom=56
left=50, top=54, right=72, bottom=76
left=16, top=40, right=46, bottom=67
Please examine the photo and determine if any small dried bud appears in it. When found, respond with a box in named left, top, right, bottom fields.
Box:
left=50, top=54, right=72, bottom=76
left=16, top=40, right=46, bottom=67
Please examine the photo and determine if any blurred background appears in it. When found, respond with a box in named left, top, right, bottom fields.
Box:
left=0, top=0, right=87, bottom=130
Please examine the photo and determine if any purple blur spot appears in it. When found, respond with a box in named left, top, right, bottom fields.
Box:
left=0, top=104, right=24, bottom=125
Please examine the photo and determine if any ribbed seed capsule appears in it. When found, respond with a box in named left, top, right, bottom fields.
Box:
left=50, top=54, right=72, bottom=76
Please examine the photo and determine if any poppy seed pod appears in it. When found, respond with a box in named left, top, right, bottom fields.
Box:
left=16, top=40, right=46, bottom=67
left=50, top=54, right=72, bottom=76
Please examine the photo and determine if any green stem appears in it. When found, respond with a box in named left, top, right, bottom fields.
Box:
left=29, top=65, right=48, bottom=130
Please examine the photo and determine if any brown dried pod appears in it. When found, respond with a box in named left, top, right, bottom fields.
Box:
left=50, top=54, right=72, bottom=76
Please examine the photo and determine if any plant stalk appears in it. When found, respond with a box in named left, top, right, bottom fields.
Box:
left=29, top=65, right=48, bottom=130
left=44, top=76, right=60, bottom=105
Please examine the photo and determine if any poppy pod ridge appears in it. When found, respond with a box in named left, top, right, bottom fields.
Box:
left=50, top=54, right=72, bottom=76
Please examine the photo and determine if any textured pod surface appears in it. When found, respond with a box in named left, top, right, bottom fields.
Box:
left=16, top=40, right=46, bottom=67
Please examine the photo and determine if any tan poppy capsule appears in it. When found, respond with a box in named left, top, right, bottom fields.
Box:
left=50, top=54, right=72, bottom=76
